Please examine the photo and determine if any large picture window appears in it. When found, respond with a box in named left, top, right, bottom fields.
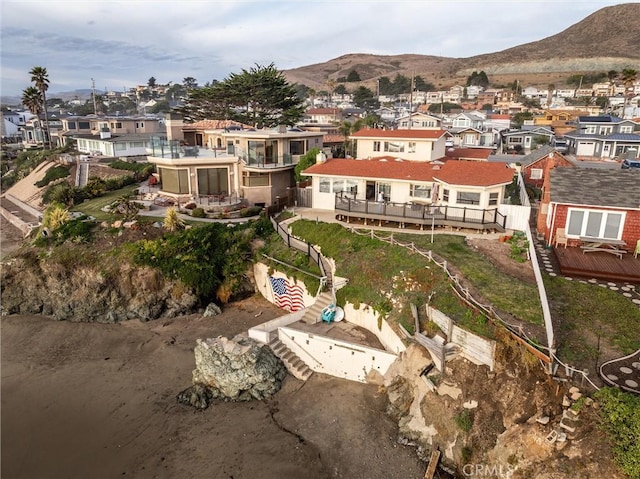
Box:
left=410, top=184, right=431, bottom=198
left=384, top=141, right=404, bottom=153
left=159, top=168, right=189, bottom=194
left=457, top=191, right=481, bottom=205
left=566, top=208, right=624, bottom=239
left=197, top=167, right=228, bottom=195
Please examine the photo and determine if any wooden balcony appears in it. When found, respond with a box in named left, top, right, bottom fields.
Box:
left=335, top=194, right=506, bottom=232
left=553, top=245, right=640, bottom=283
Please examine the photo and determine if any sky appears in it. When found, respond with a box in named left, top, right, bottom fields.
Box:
left=1, top=0, right=637, bottom=98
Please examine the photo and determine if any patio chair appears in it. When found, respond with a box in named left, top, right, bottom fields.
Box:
left=634, top=239, right=640, bottom=259
left=554, top=228, right=568, bottom=248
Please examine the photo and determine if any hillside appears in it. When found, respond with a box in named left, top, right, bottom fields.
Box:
left=284, top=3, right=640, bottom=91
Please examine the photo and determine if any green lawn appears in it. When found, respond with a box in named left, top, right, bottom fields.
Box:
left=287, top=220, right=498, bottom=336
left=70, top=185, right=139, bottom=221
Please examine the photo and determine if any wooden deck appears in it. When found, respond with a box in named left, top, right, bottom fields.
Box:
left=553, top=245, right=640, bottom=283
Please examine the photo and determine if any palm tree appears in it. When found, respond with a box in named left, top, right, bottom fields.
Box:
left=337, top=120, right=353, bottom=157
left=621, top=68, right=637, bottom=119
left=21, top=86, right=44, bottom=145
left=29, top=66, right=51, bottom=149
left=326, top=78, right=336, bottom=105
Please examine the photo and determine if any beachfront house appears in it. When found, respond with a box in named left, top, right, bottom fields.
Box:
left=302, top=156, right=516, bottom=231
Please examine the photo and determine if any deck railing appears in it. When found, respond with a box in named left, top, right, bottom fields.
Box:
left=334, top=194, right=507, bottom=230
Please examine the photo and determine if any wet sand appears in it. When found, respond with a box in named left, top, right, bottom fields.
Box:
left=1, top=305, right=425, bottom=479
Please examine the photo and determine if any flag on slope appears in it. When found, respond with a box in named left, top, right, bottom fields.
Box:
left=268, top=276, right=305, bottom=312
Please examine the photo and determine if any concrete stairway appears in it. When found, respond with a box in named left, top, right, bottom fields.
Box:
left=269, top=337, right=313, bottom=381
left=300, top=292, right=334, bottom=325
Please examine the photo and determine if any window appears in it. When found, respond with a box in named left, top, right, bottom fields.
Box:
left=136, top=122, right=145, bottom=128
left=242, top=171, right=269, bottom=187
left=78, top=121, right=90, bottom=129
left=442, top=189, right=449, bottom=202
left=384, top=141, right=404, bottom=153
left=332, top=179, right=346, bottom=193
left=584, top=126, right=597, bottom=134
left=373, top=141, right=381, bottom=152
left=319, top=177, right=331, bottom=193
left=67, top=121, right=76, bottom=130
left=289, top=140, right=306, bottom=155
left=400, top=121, right=408, bottom=127
left=346, top=179, right=358, bottom=195
left=408, top=142, right=416, bottom=153
left=131, top=141, right=145, bottom=148
left=377, top=182, right=391, bottom=200
left=619, top=125, right=633, bottom=133
left=489, top=192, right=499, bottom=206
left=111, top=122, right=122, bottom=129
left=410, top=184, right=431, bottom=198
left=566, top=208, right=624, bottom=239
left=159, top=168, right=189, bottom=194
left=115, top=143, right=127, bottom=151
left=421, top=120, right=436, bottom=127
left=457, top=191, right=481, bottom=205
left=530, top=168, right=543, bottom=180
left=197, top=167, right=228, bottom=195
left=599, top=126, right=612, bottom=135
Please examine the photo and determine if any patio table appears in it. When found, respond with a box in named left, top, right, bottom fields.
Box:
left=579, top=236, right=627, bottom=259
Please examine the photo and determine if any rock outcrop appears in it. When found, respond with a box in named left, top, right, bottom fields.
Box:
left=1, top=250, right=199, bottom=322
left=178, top=335, right=286, bottom=409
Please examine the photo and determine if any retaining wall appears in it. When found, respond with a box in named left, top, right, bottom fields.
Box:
left=277, top=326, right=398, bottom=382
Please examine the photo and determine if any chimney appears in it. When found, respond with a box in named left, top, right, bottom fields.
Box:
left=165, top=112, right=184, bottom=141
left=316, top=151, right=327, bottom=164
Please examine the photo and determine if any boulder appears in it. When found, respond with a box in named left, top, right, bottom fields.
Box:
left=203, top=302, right=222, bottom=317
left=179, top=335, right=286, bottom=407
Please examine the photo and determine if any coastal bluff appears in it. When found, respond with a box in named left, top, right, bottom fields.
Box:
left=1, top=250, right=200, bottom=322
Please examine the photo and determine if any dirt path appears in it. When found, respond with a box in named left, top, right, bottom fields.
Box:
left=1, top=300, right=425, bottom=479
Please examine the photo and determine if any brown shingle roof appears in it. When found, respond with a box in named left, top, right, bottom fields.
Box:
left=445, top=148, right=493, bottom=160
left=303, top=158, right=515, bottom=186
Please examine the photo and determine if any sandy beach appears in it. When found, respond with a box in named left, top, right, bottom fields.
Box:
left=1, top=218, right=426, bottom=479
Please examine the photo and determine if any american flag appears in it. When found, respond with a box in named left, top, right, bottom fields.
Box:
left=269, top=276, right=305, bottom=312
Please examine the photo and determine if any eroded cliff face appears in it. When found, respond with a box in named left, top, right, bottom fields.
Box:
left=384, top=344, right=623, bottom=479
left=1, top=250, right=199, bottom=322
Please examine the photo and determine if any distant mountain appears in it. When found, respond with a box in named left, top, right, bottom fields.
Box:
left=2, top=89, right=103, bottom=107
left=284, top=3, right=640, bottom=91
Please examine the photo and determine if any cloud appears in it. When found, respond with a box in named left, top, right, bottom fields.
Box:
left=1, top=0, right=634, bottom=98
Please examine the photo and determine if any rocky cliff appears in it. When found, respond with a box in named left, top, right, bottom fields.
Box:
left=383, top=343, right=623, bottom=478
left=1, top=248, right=200, bottom=322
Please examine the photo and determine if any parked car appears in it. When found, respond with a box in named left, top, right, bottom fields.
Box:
left=621, top=159, right=640, bottom=169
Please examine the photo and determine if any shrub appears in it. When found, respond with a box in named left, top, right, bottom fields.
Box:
left=191, top=207, right=206, bottom=218
left=455, top=410, right=474, bottom=432
left=594, top=387, right=640, bottom=478
left=239, top=206, right=264, bottom=217
left=35, top=165, right=70, bottom=187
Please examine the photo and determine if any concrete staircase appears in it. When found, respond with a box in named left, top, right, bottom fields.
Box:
left=300, top=292, right=334, bottom=325
left=269, top=337, right=313, bottom=381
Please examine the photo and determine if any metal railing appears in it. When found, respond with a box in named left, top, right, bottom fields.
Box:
left=335, top=193, right=507, bottom=230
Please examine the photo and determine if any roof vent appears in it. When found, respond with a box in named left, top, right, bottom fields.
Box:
left=395, top=158, right=403, bottom=162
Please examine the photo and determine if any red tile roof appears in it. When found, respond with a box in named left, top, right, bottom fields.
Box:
left=351, top=128, right=447, bottom=140
left=303, top=158, right=515, bottom=186
left=487, top=114, right=511, bottom=120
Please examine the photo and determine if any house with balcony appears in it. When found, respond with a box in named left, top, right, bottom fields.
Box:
left=563, top=115, right=640, bottom=159
left=56, top=114, right=164, bottom=148
left=350, top=128, right=449, bottom=162
left=301, top=157, right=515, bottom=231
left=146, top=117, right=324, bottom=207
left=395, top=112, right=442, bottom=130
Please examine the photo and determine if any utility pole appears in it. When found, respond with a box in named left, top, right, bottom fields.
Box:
left=408, top=72, right=414, bottom=130
left=91, top=78, right=97, bottom=115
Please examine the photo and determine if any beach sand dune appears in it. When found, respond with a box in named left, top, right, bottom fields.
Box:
left=1, top=296, right=425, bottom=479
